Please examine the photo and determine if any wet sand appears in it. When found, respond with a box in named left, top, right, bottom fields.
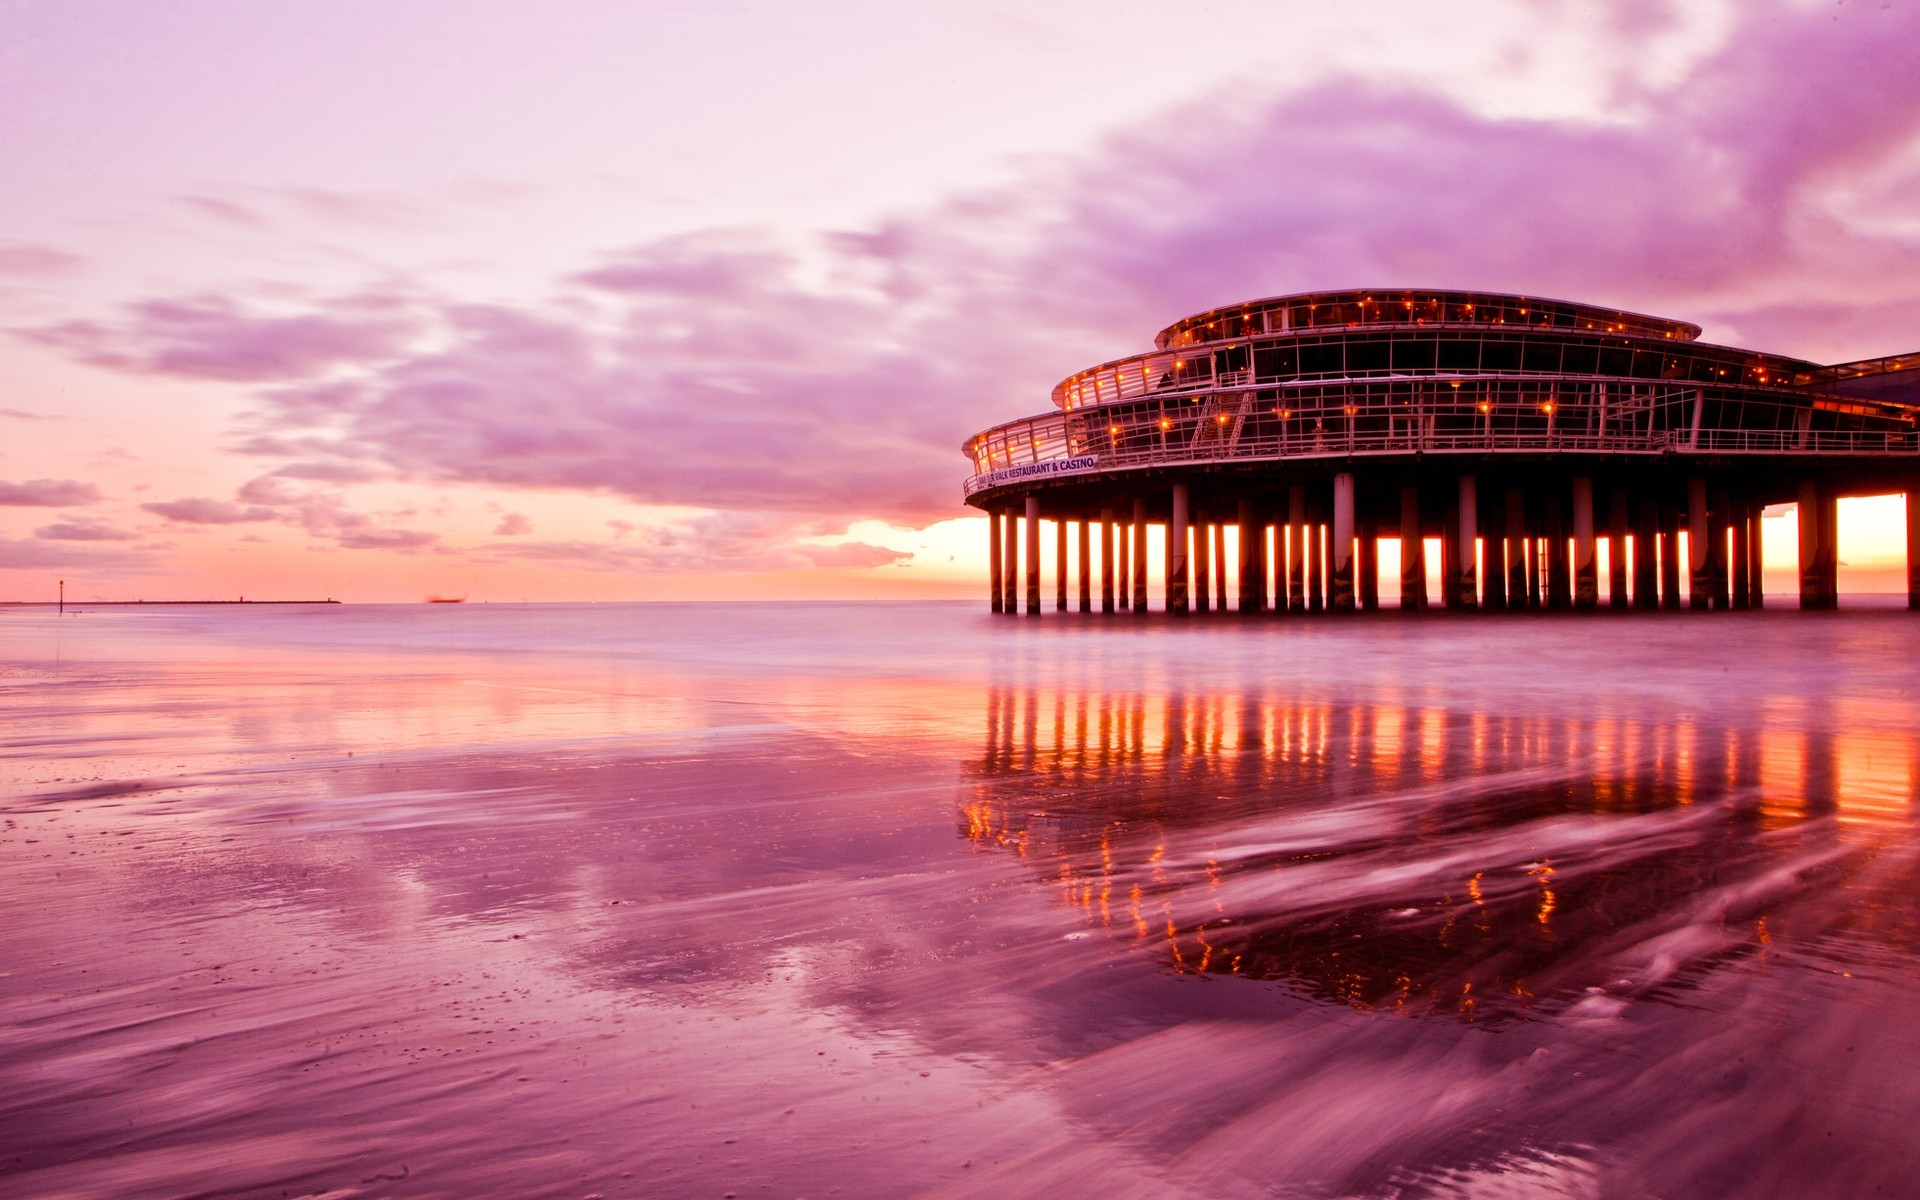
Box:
left=4, top=602, right=1920, bottom=1198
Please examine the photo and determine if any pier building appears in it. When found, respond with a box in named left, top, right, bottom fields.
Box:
left=962, top=289, right=1920, bottom=614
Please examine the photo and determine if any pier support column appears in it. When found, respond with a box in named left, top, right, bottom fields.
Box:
left=1748, top=505, right=1765, bottom=608
left=1634, top=499, right=1660, bottom=610
left=1359, top=525, right=1380, bottom=611
left=1483, top=489, right=1507, bottom=611
left=1688, top=479, right=1710, bottom=610
left=1544, top=495, right=1571, bottom=611
left=1307, top=506, right=1325, bottom=612
left=1505, top=487, right=1528, bottom=609
left=1078, top=520, right=1092, bottom=613
left=1799, top=482, right=1838, bottom=610
left=1572, top=478, right=1597, bottom=610
left=1400, top=486, right=1427, bottom=611
left=1456, top=476, right=1478, bottom=609
left=1660, top=501, right=1683, bottom=611
left=1116, top=513, right=1130, bottom=611
left=1213, top=524, right=1227, bottom=610
left=1732, top=499, right=1752, bottom=610
left=1169, top=485, right=1190, bottom=616
left=1100, top=509, right=1115, bottom=613
left=1132, top=498, right=1149, bottom=614
left=1002, top=510, right=1019, bottom=616
left=1056, top=519, right=1068, bottom=612
left=1333, top=473, right=1356, bottom=612
left=1607, top=487, right=1630, bottom=609
left=1025, top=496, right=1042, bottom=616
left=1909, top=490, right=1920, bottom=611
left=1288, top=486, right=1308, bottom=612
left=1194, top=516, right=1212, bottom=612
left=989, top=511, right=1003, bottom=614
left=1237, top=499, right=1257, bottom=613
left=1710, top=489, right=1732, bottom=610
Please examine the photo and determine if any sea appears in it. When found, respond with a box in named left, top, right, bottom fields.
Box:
left=3, top=600, right=1919, bottom=1199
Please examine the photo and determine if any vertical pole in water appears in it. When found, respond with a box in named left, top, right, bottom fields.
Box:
left=1608, top=487, right=1630, bottom=609
left=1288, top=486, right=1308, bottom=612
left=1006, top=503, right=1020, bottom=615
left=1056, top=519, right=1068, bottom=612
left=1572, top=477, right=1597, bottom=610
left=1117, top=512, right=1130, bottom=611
left=1400, top=486, right=1426, bottom=611
left=1748, top=505, right=1765, bottom=608
left=1710, top=489, right=1732, bottom=610
left=1909, top=489, right=1920, bottom=612
left=1169, top=484, right=1190, bottom=616
left=1332, top=472, right=1356, bottom=612
left=1456, top=475, right=1478, bottom=609
left=1660, top=502, right=1683, bottom=611
left=989, top=512, right=1003, bottom=613
left=1307, top=505, right=1325, bottom=612
left=1688, top=479, right=1710, bottom=610
left=59, top=579, right=64, bottom=616
left=1505, top=487, right=1528, bottom=609
left=1100, top=509, right=1115, bottom=613
left=1025, top=496, right=1041, bottom=616
left=1732, top=498, right=1752, bottom=610
left=1194, top=516, right=1212, bottom=613
left=1078, top=519, right=1092, bottom=613
left=1212, top=524, right=1227, bottom=608
left=1238, top=498, right=1257, bottom=614
left=1359, top=524, right=1380, bottom=611
left=1132, top=497, right=1148, bottom=614
left=1635, top=498, right=1660, bottom=610
left=1799, top=482, right=1838, bottom=609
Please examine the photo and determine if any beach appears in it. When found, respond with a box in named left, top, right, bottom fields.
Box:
left=4, top=601, right=1919, bottom=1198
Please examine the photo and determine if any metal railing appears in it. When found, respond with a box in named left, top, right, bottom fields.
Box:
left=964, top=422, right=1920, bottom=495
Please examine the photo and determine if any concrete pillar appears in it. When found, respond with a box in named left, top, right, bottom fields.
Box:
left=1634, top=498, right=1660, bottom=611
left=1116, top=514, right=1130, bottom=611
left=1545, top=495, right=1571, bottom=611
left=1440, top=501, right=1459, bottom=612
left=1194, top=518, right=1212, bottom=612
left=1100, top=509, right=1116, bottom=614
left=1572, top=477, right=1597, bottom=609
left=1212, top=524, right=1227, bottom=609
left=1710, top=488, right=1732, bottom=610
left=1132, top=497, right=1149, bottom=614
left=1237, top=499, right=1257, bottom=613
left=1002, top=510, right=1019, bottom=616
left=988, top=510, right=1003, bottom=614
left=1333, top=472, right=1356, bottom=611
left=1747, top=508, right=1765, bottom=609
left=1288, top=485, right=1308, bottom=612
left=1025, top=496, right=1041, bottom=616
left=1056, top=519, right=1068, bottom=612
left=1732, top=499, right=1752, bottom=610
left=1078, top=519, right=1092, bottom=613
left=1169, top=484, right=1190, bottom=616
left=1799, top=482, right=1837, bottom=609
left=1400, top=486, right=1426, bottom=610
left=1307, top=508, right=1325, bottom=612
left=1607, top=487, right=1630, bottom=609
left=1688, top=478, right=1710, bottom=610
left=1505, top=487, right=1528, bottom=608
left=1660, top=502, right=1682, bottom=611
left=1358, top=525, right=1380, bottom=611
left=1456, top=476, right=1478, bottom=609
left=1909, top=490, right=1920, bottom=612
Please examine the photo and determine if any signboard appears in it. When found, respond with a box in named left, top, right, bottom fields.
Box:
left=964, top=454, right=1101, bottom=495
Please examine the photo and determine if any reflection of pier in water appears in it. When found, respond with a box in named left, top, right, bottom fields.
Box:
left=962, top=685, right=1920, bottom=1021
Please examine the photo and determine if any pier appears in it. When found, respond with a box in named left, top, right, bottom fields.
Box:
left=963, top=289, right=1920, bottom=614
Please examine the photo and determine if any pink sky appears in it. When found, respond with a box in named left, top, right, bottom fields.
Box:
left=3, top=0, right=1919, bottom=601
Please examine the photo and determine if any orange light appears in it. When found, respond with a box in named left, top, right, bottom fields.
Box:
left=1478, top=402, right=1491, bottom=413
left=1109, top=424, right=1120, bottom=435
left=1159, top=418, right=1172, bottom=430
left=1541, top=402, right=1555, bottom=415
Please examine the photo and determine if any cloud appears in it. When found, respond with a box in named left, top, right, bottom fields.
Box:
left=0, top=537, right=155, bottom=572
left=34, top=521, right=139, bottom=541
left=23, top=294, right=418, bottom=382
left=0, top=408, right=61, bottom=421
left=0, top=244, right=83, bottom=277
left=141, top=498, right=279, bottom=524
left=494, top=512, right=533, bottom=536
left=0, top=479, right=101, bottom=506
left=335, top=527, right=438, bottom=550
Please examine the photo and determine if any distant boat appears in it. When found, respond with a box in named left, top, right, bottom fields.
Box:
left=425, top=595, right=468, bottom=603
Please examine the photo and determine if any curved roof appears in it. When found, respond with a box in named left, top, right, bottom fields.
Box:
left=1153, top=289, right=1703, bottom=349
